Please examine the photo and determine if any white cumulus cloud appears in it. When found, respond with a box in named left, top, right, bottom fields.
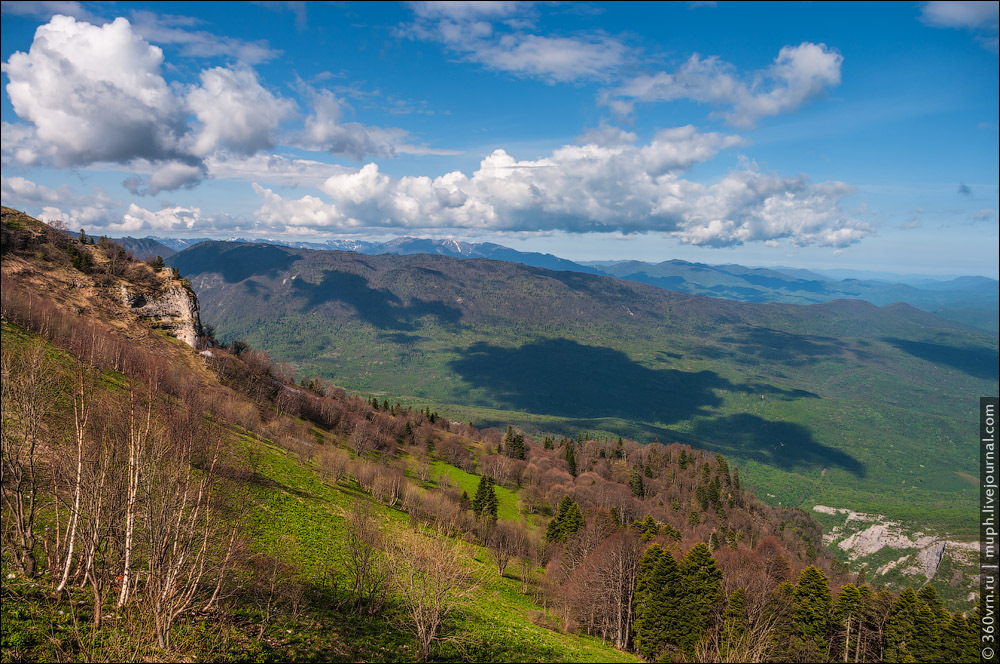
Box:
left=250, top=127, right=869, bottom=247
left=605, top=42, right=843, bottom=127
left=187, top=66, right=295, bottom=157
left=298, top=89, right=405, bottom=160
left=2, top=15, right=187, bottom=167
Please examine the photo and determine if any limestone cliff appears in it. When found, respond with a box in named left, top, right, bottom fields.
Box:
left=119, top=279, right=202, bottom=348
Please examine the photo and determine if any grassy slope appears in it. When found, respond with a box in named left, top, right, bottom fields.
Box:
left=0, top=320, right=635, bottom=663
left=248, top=438, right=635, bottom=663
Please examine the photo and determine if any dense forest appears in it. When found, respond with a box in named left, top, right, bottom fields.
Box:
left=0, top=207, right=983, bottom=662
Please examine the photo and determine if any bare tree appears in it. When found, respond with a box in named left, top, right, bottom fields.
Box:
left=350, top=420, right=379, bottom=457
left=562, top=530, right=643, bottom=649
left=319, top=446, right=352, bottom=485
left=515, top=526, right=541, bottom=595
left=0, top=341, right=56, bottom=576
left=480, top=454, right=515, bottom=487
left=388, top=532, right=478, bottom=662
left=484, top=520, right=520, bottom=577
left=250, top=552, right=301, bottom=638
left=344, top=501, right=391, bottom=614
left=143, top=396, right=227, bottom=649
left=372, top=465, right=405, bottom=507
left=117, top=378, right=157, bottom=607
left=76, top=407, right=124, bottom=629
left=55, top=371, right=92, bottom=592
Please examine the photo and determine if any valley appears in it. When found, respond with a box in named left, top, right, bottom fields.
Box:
left=168, top=241, right=998, bottom=535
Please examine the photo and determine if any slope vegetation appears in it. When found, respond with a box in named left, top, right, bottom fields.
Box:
left=168, top=241, right=999, bottom=533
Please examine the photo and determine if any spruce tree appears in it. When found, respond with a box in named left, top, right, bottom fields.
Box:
left=629, top=465, right=645, bottom=497
left=721, top=586, right=749, bottom=658
left=792, top=566, right=832, bottom=658
left=917, top=585, right=950, bottom=627
left=947, top=611, right=979, bottom=663
left=562, top=501, right=583, bottom=539
left=885, top=587, right=919, bottom=663
left=678, top=543, right=723, bottom=657
left=912, top=601, right=942, bottom=663
left=634, top=544, right=685, bottom=661
left=634, top=545, right=667, bottom=660
left=833, top=583, right=864, bottom=663
left=565, top=442, right=577, bottom=477
left=471, top=476, right=498, bottom=521
left=545, top=496, right=584, bottom=542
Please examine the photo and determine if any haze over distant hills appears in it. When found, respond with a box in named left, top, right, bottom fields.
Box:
left=116, top=234, right=999, bottom=333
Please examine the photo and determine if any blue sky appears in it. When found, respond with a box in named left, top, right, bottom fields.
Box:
left=1, top=1, right=997, bottom=276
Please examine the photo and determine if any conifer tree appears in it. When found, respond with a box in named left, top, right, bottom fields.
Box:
left=502, top=426, right=526, bottom=460
left=633, top=545, right=667, bottom=660
left=792, top=566, right=832, bottom=658
left=917, top=585, right=950, bottom=627
left=634, top=544, right=685, bottom=661
left=885, top=587, right=919, bottom=662
left=715, top=453, right=730, bottom=483
left=544, top=495, right=582, bottom=542
left=720, top=586, right=749, bottom=658
left=562, top=501, right=583, bottom=539
left=633, top=515, right=658, bottom=539
left=629, top=465, right=645, bottom=497
left=471, top=476, right=498, bottom=521
left=678, top=543, right=723, bottom=657
left=912, top=601, right=942, bottom=663
left=565, top=441, right=577, bottom=477
left=833, top=583, right=864, bottom=663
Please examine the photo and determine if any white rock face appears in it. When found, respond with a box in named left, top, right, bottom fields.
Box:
left=838, top=523, right=926, bottom=559
left=904, top=541, right=947, bottom=579
left=815, top=504, right=978, bottom=587
left=119, top=283, right=201, bottom=348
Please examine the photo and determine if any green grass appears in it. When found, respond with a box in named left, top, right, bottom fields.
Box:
left=243, top=438, right=635, bottom=662
left=2, top=320, right=637, bottom=663
left=430, top=460, right=522, bottom=522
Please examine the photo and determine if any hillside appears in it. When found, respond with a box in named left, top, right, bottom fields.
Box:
left=132, top=232, right=999, bottom=332
left=166, top=241, right=997, bottom=542
left=9, top=205, right=958, bottom=661
left=593, top=259, right=999, bottom=333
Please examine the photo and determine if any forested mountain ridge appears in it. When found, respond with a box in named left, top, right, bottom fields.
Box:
left=166, top=240, right=997, bottom=531
left=138, top=231, right=998, bottom=332
left=2, top=208, right=982, bottom=662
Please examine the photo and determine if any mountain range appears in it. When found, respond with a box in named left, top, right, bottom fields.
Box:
left=166, top=240, right=998, bottom=543
left=112, top=234, right=998, bottom=333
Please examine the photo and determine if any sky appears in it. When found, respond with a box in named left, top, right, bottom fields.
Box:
left=1, top=1, right=997, bottom=277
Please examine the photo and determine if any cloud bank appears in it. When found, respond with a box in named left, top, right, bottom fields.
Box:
left=252, top=127, right=870, bottom=247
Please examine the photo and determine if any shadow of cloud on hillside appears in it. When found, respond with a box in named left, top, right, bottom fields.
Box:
left=292, top=269, right=462, bottom=331
left=706, top=325, right=847, bottom=367
left=688, top=413, right=866, bottom=477
left=449, top=338, right=731, bottom=425
left=884, top=337, right=999, bottom=381
left=174, top=244, right=302, bottom=283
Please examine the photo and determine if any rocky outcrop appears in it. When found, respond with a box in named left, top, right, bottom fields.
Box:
left=119, top=282, right=201, bottom=348
left=814, top=504, right=979, bottom=589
